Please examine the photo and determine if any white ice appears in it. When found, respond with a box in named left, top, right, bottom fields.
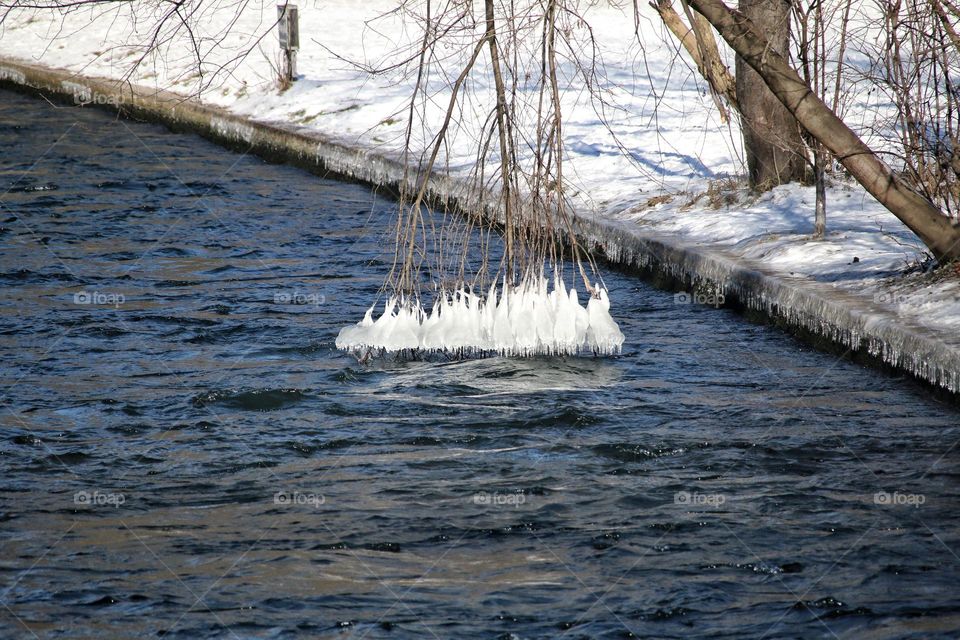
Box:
left=336, top=277, right=625, bottom=357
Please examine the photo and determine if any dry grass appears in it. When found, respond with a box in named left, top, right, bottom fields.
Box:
left=644, top=194, right=674, bottom=208
left=681, top=176, right=751, bottom=210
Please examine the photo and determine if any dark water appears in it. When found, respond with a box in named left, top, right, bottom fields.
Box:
left=1, top=88, right=959, bottom=640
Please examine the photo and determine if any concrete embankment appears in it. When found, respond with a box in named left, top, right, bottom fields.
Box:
left=2, top=57, right=958, bottom=399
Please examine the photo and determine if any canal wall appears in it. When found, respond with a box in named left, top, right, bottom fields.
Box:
left=2, top=57, right=959, bottom=398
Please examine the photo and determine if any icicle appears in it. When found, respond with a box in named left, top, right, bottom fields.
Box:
left=335, top=270, right=625, bottom=358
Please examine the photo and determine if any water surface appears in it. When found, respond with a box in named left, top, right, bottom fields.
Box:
left=1, top=89, right=959, bottom=639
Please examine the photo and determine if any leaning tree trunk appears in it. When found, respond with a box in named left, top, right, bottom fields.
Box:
left=687, top=0, right=960, bottom=264
left=736, top=0, right=809, bottom=190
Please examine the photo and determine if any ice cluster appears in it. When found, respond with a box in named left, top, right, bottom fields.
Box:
left=336, top=277, right=625, bottom=357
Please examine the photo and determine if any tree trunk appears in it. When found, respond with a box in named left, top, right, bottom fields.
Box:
left=736, top=0, right=808, bottom=190
left=687, top=0, right=960, bottom=264
left=813, top=145, right=826, bottom=238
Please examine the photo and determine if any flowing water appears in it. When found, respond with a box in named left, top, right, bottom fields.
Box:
left=1, top=88, right=959, bottom=639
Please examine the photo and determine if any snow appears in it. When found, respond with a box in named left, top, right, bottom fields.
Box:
left=1, top=0, right=957, bottom=343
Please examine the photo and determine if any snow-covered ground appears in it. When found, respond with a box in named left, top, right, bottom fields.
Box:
left=1, top=0, right=957, bottom=334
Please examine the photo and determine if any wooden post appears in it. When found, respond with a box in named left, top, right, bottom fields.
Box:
left=278, top=4, right=299, bottom=83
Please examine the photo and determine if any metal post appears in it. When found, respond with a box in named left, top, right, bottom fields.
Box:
left=277, top=4, right=299, bottom=83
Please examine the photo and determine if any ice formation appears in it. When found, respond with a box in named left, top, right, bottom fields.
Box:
left=336, top=276, right=625, bottom=357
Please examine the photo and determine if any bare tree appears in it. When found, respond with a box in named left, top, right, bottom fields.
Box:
left=686, top=0, right=960, bottom=264
left=793, top=0, right=852, bottom=238
left=869, top=0, right=960, bottom=221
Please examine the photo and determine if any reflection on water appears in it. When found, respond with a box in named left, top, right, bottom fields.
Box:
left=1, top=89, right=960, bottom=639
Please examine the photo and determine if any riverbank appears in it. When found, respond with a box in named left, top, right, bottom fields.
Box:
left=2, top=57, right=959, bottom=399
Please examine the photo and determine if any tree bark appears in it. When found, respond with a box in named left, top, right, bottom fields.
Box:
left=687, top=0, right=960, bottom=264
left=735, top=0, right=808, bottom=190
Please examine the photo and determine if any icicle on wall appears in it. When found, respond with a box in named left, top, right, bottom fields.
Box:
left=579, top=218, right=960, bottom=394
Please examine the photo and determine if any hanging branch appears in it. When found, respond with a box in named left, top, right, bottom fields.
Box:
left=485, top=0, right=517, bottom=283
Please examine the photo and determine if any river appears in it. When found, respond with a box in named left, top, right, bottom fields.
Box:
left=1, top=88, right=958, bottom=639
